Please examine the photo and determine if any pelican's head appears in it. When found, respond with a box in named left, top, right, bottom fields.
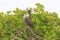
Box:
left=26, top=7, right=30, bottom=10
left=26, top=7, right=31, bottom=15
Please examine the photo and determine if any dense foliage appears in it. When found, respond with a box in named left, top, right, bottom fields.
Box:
left=0, top=3, right=60, bottom=40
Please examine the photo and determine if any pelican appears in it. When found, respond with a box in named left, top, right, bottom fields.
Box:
left=23, top=8, right=33, bottom=28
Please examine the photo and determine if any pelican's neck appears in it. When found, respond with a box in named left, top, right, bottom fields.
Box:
left=24, top=14, right=30, bottom=18
left=26, top=14, right=29, bottom=17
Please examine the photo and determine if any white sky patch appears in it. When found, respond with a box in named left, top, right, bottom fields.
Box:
left=0, top=0, right=60, bottom=17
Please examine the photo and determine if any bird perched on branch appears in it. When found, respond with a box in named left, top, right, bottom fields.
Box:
left=23, top=8, right=33, bottom=28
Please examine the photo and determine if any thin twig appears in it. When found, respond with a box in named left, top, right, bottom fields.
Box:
left=11, top=36, right=20, bottom=40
